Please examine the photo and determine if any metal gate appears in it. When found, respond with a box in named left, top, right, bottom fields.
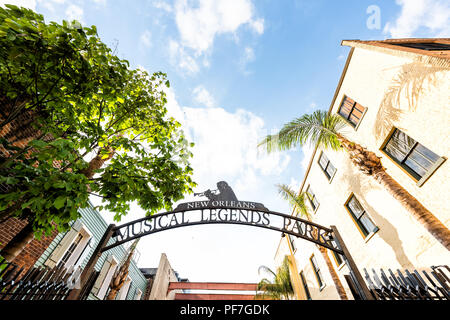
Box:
left=345, top=265, right=450, bottom=300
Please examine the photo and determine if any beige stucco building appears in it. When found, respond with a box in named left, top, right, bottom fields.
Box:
left=274, top=38, right=450, bottom=300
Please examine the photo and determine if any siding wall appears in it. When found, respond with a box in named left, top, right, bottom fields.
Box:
left=35, top=202, right=148, bottom=300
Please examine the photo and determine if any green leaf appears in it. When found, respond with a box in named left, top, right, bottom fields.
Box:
left=53, top=196, right=66, bottom=209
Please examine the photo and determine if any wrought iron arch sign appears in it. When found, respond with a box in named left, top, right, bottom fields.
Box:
left=67, top=181, right=374, bottom=300
left=102, top=202, right=343, bottom=254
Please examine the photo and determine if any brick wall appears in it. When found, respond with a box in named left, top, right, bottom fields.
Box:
left=0, top=108, right=60, bottom=277
left=0, top=218, right=60, bottom=277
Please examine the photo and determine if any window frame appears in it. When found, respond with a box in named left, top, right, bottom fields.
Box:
left=344, top=193, right=379, bottom=240
left=299, top=271, right=312, bottom=300
left=287, top=234, right=297, bottom=253
left=306, top=185, right=319, bottom=213
left=318, top=151, right=337, bottom=182
left=309, top=254, right=325, bottom=291
left=134, top=288, right=143, bottom=301
left=51, top=223, right=93, bottom=270
left=380, top=127, right=446, bottom=187
left=59, top=233, right=83, bottom=266
left=337, top=95, right=367, bottom=130
left=329, top=239, right=345, bottom=269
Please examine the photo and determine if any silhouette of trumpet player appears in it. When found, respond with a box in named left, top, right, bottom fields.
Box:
left=194, top=181, right=238, bottom=201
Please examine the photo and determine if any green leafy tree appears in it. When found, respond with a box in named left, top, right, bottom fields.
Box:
left=259, top=110, right=450, bottom=250
left=256, top=255, right=294, bottom=300
left=0, top=6, right=196, bottom=261
left=277, top=184, right=348, bottom=300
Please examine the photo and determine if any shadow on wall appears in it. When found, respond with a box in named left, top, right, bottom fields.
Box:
left=341, top=159, right=414, bottom=269
left=373, top=61, right=445, bottom=140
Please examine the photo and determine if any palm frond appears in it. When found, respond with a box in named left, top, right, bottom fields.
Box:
left=258, top=265, right=277, bottom=277
left=259, top=110, right=347, bottom=153
left=276, top=184, right=310, bottom=219
left=256, top=256, right=294, bottom=300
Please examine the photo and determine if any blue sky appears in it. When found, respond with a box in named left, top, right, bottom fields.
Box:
left=3, top=0, right=449, bottom=284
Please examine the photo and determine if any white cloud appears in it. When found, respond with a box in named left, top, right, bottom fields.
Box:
left=162, top=87, right=291, bottom=194
left=140, top=30, right=152, bottom=47
left=308, top=102, right=320, bottom=112
left=0, top=0, right=36, bottom=9
left=152, top=0, right=172, bottom=12
left=300, top=144, right=314, bottom=171
left=168, top=0, right=264, bottom=75
left=92, top=0, right=107, bottom=5
left=192, top=85, right=216, bottom=108
left=65, top=4, right=83, bottom=22
left=168, top=39, right=199, bottom=75
left=243, top=46, right=255, bottom=62
left=384, top=0, right=450, bottom=38
left=249, top=17, right=264, bottom=35
left=175, top=0, right=263, bottom=54
left=238, top=46, right=256, bottom=75
left=288, top=177, right=301, bottom=192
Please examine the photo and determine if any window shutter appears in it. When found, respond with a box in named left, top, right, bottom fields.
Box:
left=45, top=221, right=83, bottom=268
left=92, top=254, right=114, bottom=296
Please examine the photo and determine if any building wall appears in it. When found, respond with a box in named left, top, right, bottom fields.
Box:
left=278, top=44, right=450, bottom=300
left=0, top=108, right=60, bottom=276
left=35, top=203, right=148, bottom=300
left=0, top=218, right=59, bottom=278
left=148, top=253, right=181, bottom=300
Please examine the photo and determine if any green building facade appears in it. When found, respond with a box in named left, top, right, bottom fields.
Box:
left=35, top=202, right=148, bottom=300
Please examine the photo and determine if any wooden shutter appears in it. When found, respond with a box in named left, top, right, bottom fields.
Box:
left=45, top=221, right=83, bottom=268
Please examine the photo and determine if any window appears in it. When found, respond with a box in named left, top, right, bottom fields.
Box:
left=389, top=42, right=450, bottom=51
left=94, top=256, right=119, bottom=300
left=45, top=221, right=92, bottom=269
left=59, top=233, right=83, bottom=266
left=338, top=96, right=366, bottom=127
left=345, top=195, right=379, bottom=238
left=300, top=271, right=312, bottom=300
left=382, top=128, right=445, bottom=185
left=288, top=234, right=296, bottom=252
left=310, top=255, right=325, bottom=289
left=73, top=238, right=93, bottom=270
left=318, top=152, right=337, bottom=181
left=306, top=185, right=319, bottom=212
left=135, top=288, right=143, bottom=300
left=329, top=240, right=344, bottom=267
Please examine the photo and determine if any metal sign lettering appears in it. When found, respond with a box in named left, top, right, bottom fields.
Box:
left=102, top=181, right=343, bottom=254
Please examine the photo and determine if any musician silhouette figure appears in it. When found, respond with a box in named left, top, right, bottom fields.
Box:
left=196, top=181, right=238, bottom=201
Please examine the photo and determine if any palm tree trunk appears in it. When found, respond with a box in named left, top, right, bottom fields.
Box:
left=105, top=240, right=138, bottom=300
left=336, top=133, right=450, bottom=250
left=106, top=288, right=120, bottom=300
left=317, top=246, right=348, bottom=300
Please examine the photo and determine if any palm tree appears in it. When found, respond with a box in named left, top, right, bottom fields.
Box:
left=259, top=110, right=450, bottom=251
left=105, top=239, right=139, bottom=300
left=256, top=255, right=294, bottom=300
left=277, top=184, right=348, bottom=300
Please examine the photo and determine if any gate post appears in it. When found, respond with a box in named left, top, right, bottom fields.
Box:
left=330, top=225, right=373, bottom=300
left=66, top=224, right=116, bottom=300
